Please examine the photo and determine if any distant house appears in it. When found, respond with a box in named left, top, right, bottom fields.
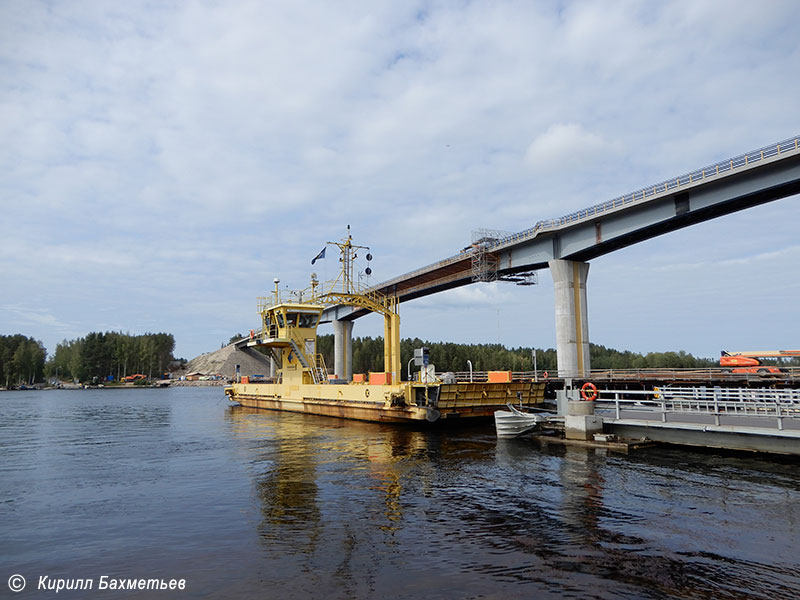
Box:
left=185, top=372, right=205, bottom=381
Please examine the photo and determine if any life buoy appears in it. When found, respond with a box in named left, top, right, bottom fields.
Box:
left=580, top=382, right=598, bottom=401
left=249, top=329, right=254, bottom=340
left=542, top=371, right=549, bottom=380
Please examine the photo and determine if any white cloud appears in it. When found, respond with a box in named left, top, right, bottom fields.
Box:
left=524, top=123, right=620, bottom=172
left=415, top=283, right=516, bottom=310
left=0, top=0, right=798, bottom=359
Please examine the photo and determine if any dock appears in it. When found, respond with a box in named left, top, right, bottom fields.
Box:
left=503, top=384, right=800, bottom=456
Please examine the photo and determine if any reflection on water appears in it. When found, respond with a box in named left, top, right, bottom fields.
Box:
left=227, top=408, right=437, bottom=545
left=3, top=389, right=800, bottom=599
left=227, top=406, right=800, bottom=599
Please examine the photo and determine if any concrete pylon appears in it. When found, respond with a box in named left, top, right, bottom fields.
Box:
left=549, top=259, right=590, bottom=378
left=333, top=320, right=354, bottom=381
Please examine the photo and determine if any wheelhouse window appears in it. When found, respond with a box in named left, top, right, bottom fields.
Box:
left=297, top=313, right=319, bottom=328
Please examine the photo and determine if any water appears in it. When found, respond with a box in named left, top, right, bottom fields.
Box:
left=2, top=387, right=800, bottom=599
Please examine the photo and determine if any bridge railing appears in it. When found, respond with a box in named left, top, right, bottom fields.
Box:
left=371, top=135, right=800, bottom=292
left=492, top=134, right=800, bottom=249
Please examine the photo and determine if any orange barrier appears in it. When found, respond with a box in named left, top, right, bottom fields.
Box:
left=488, top=371, right=512, bottom=383
left=369, top=372, right=392, bottom=385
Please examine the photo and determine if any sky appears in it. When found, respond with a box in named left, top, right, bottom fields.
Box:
left=1, top=0, right=799, bottom=363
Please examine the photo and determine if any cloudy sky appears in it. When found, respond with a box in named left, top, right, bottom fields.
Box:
left=2, top=0, right=798, bottom=362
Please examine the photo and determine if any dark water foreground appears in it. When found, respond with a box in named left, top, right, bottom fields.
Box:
left=2, top=387, right=800, bottom=599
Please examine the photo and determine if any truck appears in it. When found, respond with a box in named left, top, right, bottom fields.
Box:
left=720, top=350, right=800, bottom=374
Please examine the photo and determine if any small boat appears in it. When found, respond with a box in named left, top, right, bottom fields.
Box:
left=494, top=404, right=555, bottom=438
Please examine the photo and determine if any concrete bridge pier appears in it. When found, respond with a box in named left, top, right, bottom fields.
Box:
left=549, top=259, right=590, bottom=378
left=333, top=320, right=354, bottom=381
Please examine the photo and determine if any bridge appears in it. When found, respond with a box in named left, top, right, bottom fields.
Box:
left=322, top=135, right=800, bottom=381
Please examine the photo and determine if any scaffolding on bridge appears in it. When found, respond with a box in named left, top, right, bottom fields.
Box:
left=470, top=229, right=538, bottom=285
left=470, top=229, right=505, bottom=282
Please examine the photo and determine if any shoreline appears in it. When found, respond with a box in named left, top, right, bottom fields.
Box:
left=1, top=380, right=227, bottom=391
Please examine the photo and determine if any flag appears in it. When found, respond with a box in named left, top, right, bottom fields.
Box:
left=311, top=247, right=326, bottom=265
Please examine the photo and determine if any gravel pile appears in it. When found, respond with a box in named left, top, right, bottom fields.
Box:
left=184, top=344, right=272, bottom=378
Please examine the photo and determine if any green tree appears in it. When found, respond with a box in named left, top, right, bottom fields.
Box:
left=0, top=335, right=46, bottom=385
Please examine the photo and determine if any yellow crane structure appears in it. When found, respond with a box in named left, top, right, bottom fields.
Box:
left=313, top=228, right=401, bottom=381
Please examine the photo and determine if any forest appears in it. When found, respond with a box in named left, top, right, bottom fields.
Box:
left=315, top=334, right=719, bottom=378
left=0, top=334, right=47, bottom=387
left=0, top=332, right=176, bottom=386
left=48, top=332, right=176, bottom=382
left=6, top=328, right=796, bottom=387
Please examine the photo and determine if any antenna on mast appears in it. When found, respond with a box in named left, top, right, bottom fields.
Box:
left=328, top=226, right=370, bottom=294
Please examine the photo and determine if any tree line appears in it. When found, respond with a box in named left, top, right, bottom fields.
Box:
left=316, top=335, right=721, bottom=378
left=0, top=334, right=47, bottom=387
left=49, top=332, right=176, bottom=382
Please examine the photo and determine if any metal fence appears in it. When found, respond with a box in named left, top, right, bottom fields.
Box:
left=426, top=371, right=541, bottom=383
left=587, top=367, right=800, bottom=382
left=432, top=368, right=800, bottom=383
left=596, top=386, right=800, bottom=428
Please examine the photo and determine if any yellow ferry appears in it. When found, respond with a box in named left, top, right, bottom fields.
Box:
left=225, top=229, right=544, bottom=423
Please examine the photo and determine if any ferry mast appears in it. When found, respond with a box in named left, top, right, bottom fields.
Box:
left=319, top=226, right=401, bottom=382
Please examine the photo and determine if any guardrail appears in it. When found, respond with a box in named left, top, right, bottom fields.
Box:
left=419, top=371, right=540, bottom=383
left=596, top=387, right=800, bottom=427
left=587, top=367, right=800, bottom=382
left=424, top=368, right=800, bottom=383
left=492, top=134, right=800, bottom=249
left=655, top=385, right=800, bottom=404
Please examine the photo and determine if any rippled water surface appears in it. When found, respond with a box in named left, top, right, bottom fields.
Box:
left=2, top=387, right=800, bottom=599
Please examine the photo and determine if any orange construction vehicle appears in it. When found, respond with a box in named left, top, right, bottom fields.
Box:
left=121, top=374, right=146, bottom=383
left=720, top=350, right=800, bottom=374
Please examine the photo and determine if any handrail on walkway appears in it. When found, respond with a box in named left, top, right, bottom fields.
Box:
left=595, top=386, right=800, bottom=424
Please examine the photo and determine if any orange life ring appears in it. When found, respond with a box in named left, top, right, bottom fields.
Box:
left=580, top=382, right=598, bottom=401
left=542, top=371, right=549, bottom=380
left=249, top=329, right=255, bottom=339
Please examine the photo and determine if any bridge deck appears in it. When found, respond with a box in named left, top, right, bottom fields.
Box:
left=324, top=134, right=800, bottom=321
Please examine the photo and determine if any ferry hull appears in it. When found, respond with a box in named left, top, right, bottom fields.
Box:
left=225, top=381, right=546, bottom=424
left=229, top=394, right=433, bottom=422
